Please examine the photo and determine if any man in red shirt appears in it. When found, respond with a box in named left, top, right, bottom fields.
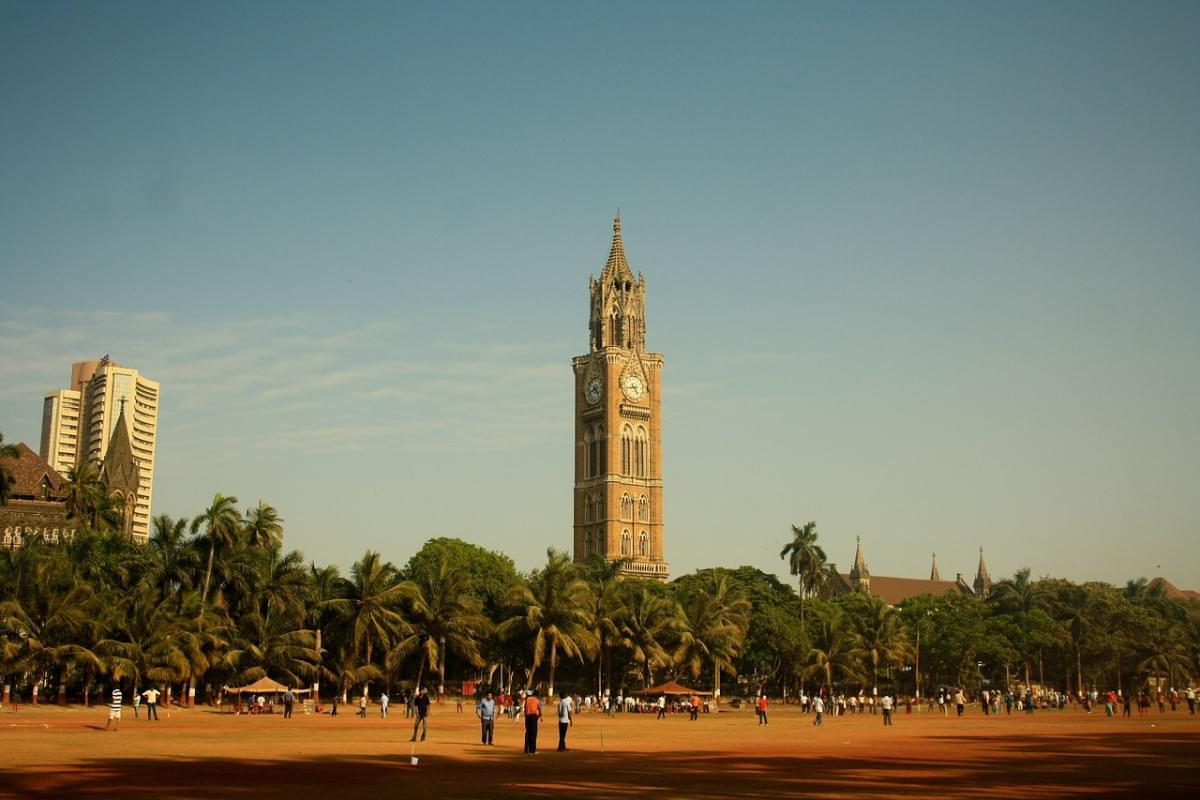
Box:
left=756, top=693, right=768, bottom=725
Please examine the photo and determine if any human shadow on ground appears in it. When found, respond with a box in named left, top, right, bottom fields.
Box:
left=3, top=728, right=1197, bottom=799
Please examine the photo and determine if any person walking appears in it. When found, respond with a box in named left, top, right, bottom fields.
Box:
left=523, top=690, right=543, bottom=754
left=756, top=693, right=768, bottom=725
left=132, top=689, right=141, bottom=719
left=812, top=695, right=824, bottom=727
left=380, top=692, right=389, bottom=719
left=690, top=693, right=700, bottom=721
left=656, top=694, right=667, bottom=720
left=105, top=686, right=122, bottom=731
left=557, top=694, right=573, bottom=751
left=143, top=686, right=160, bottom=721
left=953, top=689, right=965, bottom=717
left=359, top=691, right=368, bottom=719
left=410, top=688, right=430, bottom=741
left=1186, top=686, right=1196, bottom=715
left=283, top=688, right=295, bottom=719
left=477, top=690, right=497, bottom=745
left=882, top=693, right=894, bottom=726
left=331, top=695, right=338, bottom=717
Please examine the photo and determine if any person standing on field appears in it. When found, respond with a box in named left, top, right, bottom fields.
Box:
left=812, top=695, right=824, bottom=727
left=756, top=693, right=768, bottom=725
left=105, top=686, right=122, bottom=731
left=557, top=694, right=573, bottom=751
left=523, top=690, right=543, bottom=754
left=477, top=690, right=497, bottom=745
left=881, top=693, right=894, bottom=726
left=143, top=686, right=160, bottom=721
left=410, top=688, right=430, bottom=741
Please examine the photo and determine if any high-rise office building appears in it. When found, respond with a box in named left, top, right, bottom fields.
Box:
left=40, top=356, right=159, bottom=542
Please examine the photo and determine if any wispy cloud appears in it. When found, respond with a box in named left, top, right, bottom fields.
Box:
left=0, top=303, right=570, bottom=455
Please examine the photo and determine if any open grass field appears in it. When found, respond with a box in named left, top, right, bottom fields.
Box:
left=2, top=702, right=1197, bottom=799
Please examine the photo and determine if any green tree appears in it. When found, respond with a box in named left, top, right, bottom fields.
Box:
left=617, top=580, right=677, bottom=688
left=242, top=502, right=284, bottom=549
left=0, top=432, right=19, bottom=505
left=672, top=572, right=750, bottom=698
left=323, top=550, right=407, bottom=674
left=803, top=603, right=866, bottom=692
left=499, top=548, right=596, bottom=697
left=779, top=521, right=827, bottom=624
left=391, top=554, right=489, bottom=697
left=193, top=494, right=242, bottom=611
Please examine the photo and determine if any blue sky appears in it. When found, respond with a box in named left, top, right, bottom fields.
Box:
left=2, top=1, right=1197, bottom=587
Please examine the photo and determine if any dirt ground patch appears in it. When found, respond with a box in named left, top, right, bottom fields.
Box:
left=1, top=703, right=1197, bottom=799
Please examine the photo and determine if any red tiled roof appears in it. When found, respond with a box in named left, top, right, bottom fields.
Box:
left=1147, top=577, right=1200, bottom=601
left=1, top=443, right=66, bottom=500
left=838, top=573, right=968, bottom=605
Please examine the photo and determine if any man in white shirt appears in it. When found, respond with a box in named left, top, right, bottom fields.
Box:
left=812, top=695, right=824, bottom=727
left=557, top=694, right=573, bottom=751
left=881, top=694, right=894, bottom=726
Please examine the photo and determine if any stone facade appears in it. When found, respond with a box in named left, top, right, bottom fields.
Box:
left=0, top=443, right=78, bottom=548
left=572, top=215, right=669, bottom=580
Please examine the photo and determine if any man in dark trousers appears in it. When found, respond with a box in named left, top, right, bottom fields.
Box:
left=410, top=688, right=431, bottom=741
left=557, top=694, right=573, bottom=751
left=523, top=690, right=543, bottom=754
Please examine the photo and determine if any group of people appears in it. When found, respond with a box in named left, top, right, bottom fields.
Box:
left=103, top=686, right=162, bottom=731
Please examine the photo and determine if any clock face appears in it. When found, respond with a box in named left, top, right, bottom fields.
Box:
left=586, top=377, right=603, bottom=405
left=621, top=374, right=645, bottom=400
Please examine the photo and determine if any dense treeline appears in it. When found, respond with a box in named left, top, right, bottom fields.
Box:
left=0, top=488, right=1197, bottom=705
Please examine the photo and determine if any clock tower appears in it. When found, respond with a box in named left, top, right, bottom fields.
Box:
left=572, top=215, right=668, bottom=580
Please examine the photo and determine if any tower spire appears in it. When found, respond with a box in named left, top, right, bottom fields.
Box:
left=930, top=550, right=940, bottom=582
left=973, top=547, right=992, bottom=598
left=849, top=535, right=870, bottom=592
left=601, top=212, right=634, bottom=283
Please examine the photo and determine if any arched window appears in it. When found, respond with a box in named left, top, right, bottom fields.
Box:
left=583, top=429, right=593, bottom=477
left=589, top=424, right=606, bottom=476
left=583, top=532, right=591, bottom=558
left=621, top=424, right=633, bottom=475
left=621, top=493, right=633, bottom=520
left=636, top=426, right=649, bottom=477
left=638, top=531, right=649, bottom=557
left=638, top=495, right=649, bottom=522
left=594, top=530, right=603, bottom=556
left=621, top=530, right=632, bottom=556
left=583, top=496, right=591, bottom=523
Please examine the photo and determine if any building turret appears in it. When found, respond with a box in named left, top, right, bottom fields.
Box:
left=848, top=536, right=870, bottom=593
left=973, top=547, right=992, bottom=598
left=588, top=213, right=647, bottom=352
left=930, top=551, right=940, bottom=582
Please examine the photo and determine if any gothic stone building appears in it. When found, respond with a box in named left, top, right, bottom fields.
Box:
left=572, top=215, right=669, bottom=580
left=823, top=536, right=993, bottom=605
left=0, top=443, right=77, bottom=548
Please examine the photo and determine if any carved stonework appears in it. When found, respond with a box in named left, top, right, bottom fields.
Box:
left=573, top=215, right=669, bottom=580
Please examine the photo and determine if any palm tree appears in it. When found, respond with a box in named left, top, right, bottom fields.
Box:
left=391, top=555, right=489, bottom=697
left=499, top=548, right=597, bottom=697
left=146, top=515, right=197, bottom=602
left=1137, top=626, right=1196, bottom=694
left=242, top=502, right=284, bottom=549
left=617, top=581, right=678, bottom=688
left=63, top=459, right=120, bottom=533
left=780, top=521, right=827, bottom=623
left=584, top=555, right=628, bottom=696
left=854, top=595, right=912, bottom=692
left=193, top=494, right=241, bottom=612
left=673, top=573, right=750, bottom=698
left=0, top=432, right=20, bottom=505
left=803, top=605, right=867, bottom=692
left=323, top=551, right=407, bottom=674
